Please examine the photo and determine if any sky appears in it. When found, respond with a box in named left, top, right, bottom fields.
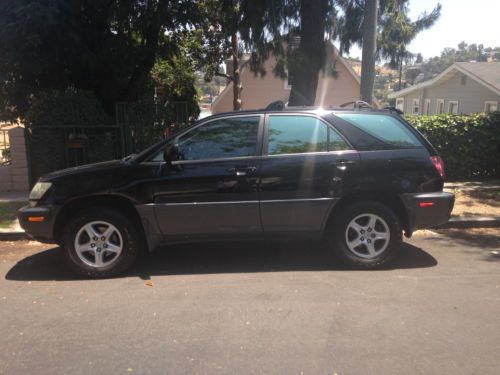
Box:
left=346, top=0, right=500, bottom=60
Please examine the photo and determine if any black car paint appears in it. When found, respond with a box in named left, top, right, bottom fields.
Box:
left=19, top=109, right=453, bottom=249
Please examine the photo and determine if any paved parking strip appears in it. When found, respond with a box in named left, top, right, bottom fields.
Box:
left=1, top=230, right=499, bottom=375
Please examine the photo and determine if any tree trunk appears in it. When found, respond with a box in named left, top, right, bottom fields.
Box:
left=360, top=0, right=378, bottom=104
left=288, top=0, right=328, bottom=106
left=398, top=56, right=403, bottom=90
left=231, top=31, right=242, bottom=110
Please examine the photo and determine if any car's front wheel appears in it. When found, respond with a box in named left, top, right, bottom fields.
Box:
left=328, top=201, right=402, bottom=269
left=62, top=207, right=140, bottom=278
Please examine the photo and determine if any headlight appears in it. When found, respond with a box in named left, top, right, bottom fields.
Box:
left=29, top=182, right=53, bottom=200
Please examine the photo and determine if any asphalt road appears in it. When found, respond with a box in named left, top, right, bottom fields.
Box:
left=1, top=229, right=499, bottom=375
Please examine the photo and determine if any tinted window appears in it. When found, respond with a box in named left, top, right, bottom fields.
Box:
left=329, top=127, right=349, bottom=151
left=335, top=113, right=422, bottom=149
left=150, top=116, right=259, bottom=161
left=268, top=115, right=348, bottom=155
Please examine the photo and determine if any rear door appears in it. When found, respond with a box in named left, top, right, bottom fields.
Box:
left=150, top=115, right=264, bottom=238
left=259, top=113, right=360, bottom=234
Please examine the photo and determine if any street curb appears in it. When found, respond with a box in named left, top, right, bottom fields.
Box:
left=0, top=231, right=30, bottom=241
left=436, top=217, right=500, bottom=229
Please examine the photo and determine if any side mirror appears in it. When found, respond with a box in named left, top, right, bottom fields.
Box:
left=163, top=144, right=180, bottom=167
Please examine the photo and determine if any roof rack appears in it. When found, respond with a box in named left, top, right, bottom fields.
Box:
left=384, top=106, right=404, bottom=115
left=339, top=100, right=372, bottom=109
left=265, top=100, right=286, bottom=110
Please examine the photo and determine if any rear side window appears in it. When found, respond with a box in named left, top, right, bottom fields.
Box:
left=335, top=113, right=422, bottom=149
left=268, top=115, right=349, bottom=155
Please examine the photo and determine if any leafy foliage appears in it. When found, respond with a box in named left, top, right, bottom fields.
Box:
left=0, top=0, right=200, bottom=120
left=407, top=113, right=500, bottom=179
left=336, top=0, right=441, bottom=67
left=419, top=42, right=500, bottom=80
left=26, top=89, right=113, bottom=127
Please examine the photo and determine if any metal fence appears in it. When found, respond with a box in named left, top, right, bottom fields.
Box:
left=26, top=125, right=125, bottom=181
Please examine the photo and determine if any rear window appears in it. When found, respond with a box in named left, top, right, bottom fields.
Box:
left=335, top=113, right=422, bottom=149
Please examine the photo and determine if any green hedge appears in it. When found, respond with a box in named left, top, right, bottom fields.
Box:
left=26, top=89, right=113, bottom=127
left=406, top=112, right=500, bottom=180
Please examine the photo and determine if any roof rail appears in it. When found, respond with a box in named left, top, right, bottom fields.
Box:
left=265, top=100, right=286, bottom=110
left=385, top=106, right=404, bottom=115
left=340, top=100, right=372, bottom=109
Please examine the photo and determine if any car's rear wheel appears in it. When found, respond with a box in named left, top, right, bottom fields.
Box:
left=328, top=201, right=402, bottom=268
left=62, top=207, right=140, bottom=278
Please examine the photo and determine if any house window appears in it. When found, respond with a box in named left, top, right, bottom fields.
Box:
left=436, top=99, right=445, bottom=114
left=448, top=101, right=459, bottom=114
left=424, top=99, right=431, bottom=115
left=412, top=99, right=420, bottom=115
left=484, top=101, right=498, bottom=113
left=396, top=98, right=404, bottom=112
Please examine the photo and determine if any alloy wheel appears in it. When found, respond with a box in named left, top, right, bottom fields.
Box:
left=74, top=221, right=123, bottom=268
left=344, top=213, right=390, bottom=259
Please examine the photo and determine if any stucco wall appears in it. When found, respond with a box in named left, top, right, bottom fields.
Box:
left=212, top=53, right=362, bottom=114
left=0, top=127, right=29, bottom=192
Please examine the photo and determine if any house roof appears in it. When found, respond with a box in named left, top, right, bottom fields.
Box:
left=388, top=62, right=500, bottom=98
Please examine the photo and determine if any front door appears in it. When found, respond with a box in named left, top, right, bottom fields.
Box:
left=151, top=115, right=263, bottom=238
left=259, top=114, right=359, bottom=233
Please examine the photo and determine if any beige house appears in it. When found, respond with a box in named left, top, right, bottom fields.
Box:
left=211, top=46, right=369, bottom=114
left=388, top=62, right=500, bottom=115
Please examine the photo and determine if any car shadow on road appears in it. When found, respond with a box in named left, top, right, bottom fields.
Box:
left=5, top=240, right=437, bottom=281
left=433, top=229, right=500, bottom=262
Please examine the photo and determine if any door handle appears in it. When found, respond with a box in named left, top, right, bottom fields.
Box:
left=332, top=159, right=357, bottom=171
left=334, top=159, right=357, bottom=165
left=227, top=166, right=257, bottom=176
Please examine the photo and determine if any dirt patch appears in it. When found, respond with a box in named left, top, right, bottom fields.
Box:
left=0, top=240, right=54, bottom=262
left=448, top=187, right=500, bottom=217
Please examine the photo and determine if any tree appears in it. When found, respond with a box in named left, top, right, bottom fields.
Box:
left=336, top=0, right=441, bottom=96
left=360, top=0, right=378, bottom=103
left=192, top=0, right=278, bottom=111
left=0, top=0, right=200, bottom=120
left=420, top=42, right=497, bottom=79
left=282, top=0, right=330, bottom=106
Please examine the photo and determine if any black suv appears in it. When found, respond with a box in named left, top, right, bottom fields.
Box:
left=19, top=107, right=454, bottom=277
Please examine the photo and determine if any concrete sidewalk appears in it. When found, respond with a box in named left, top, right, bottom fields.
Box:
left=1, top=181, right=499, bottom=240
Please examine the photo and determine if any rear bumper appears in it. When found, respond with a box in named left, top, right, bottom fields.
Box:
left=18, top=204, right=58, bottom=243
left=400, top=192, right=455, bottom=232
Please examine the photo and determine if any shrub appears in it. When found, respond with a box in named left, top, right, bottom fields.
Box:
left=406, top=112, right=500, bottom=180
left=25, top=89, right=113, bottom=127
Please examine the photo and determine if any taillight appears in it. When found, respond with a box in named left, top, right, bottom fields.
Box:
left=430, top=156, right=445, bottom=178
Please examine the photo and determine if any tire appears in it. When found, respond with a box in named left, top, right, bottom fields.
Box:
left=327, top=201, right=402, bottom=269
left=61, top=207, right=141, bottom=278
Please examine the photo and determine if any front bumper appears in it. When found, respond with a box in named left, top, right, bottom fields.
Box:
left=400, top=191, right=455, bottom=232
left=18, top=204, right=58, bottom=243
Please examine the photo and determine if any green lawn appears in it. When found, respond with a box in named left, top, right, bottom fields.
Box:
left=0, top=202, right=27, bottom=229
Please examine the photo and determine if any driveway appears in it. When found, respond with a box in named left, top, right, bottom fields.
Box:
left=1, top=229, right=499, bottom=375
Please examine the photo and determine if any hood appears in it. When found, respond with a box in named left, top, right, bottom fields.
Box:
left=40, top=160, right=125, bottom=181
